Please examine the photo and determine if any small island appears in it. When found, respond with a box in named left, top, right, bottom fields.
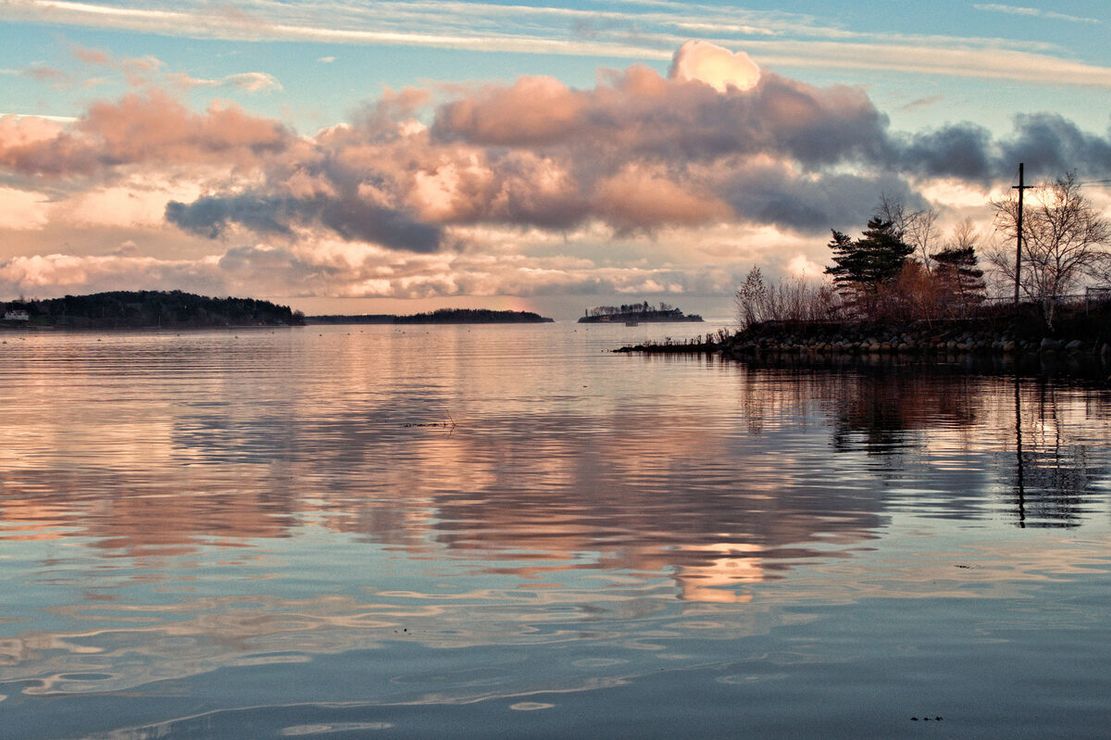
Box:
left=578, top=301, right=703, bottom=324
left=308, top=308, right=554, bottom=325
left=0, top=290, right=304, bottom=329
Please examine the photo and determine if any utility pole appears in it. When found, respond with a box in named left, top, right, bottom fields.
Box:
left=1012, top=163, right=1033, bottom=305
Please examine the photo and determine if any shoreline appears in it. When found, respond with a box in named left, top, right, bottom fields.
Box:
left=0, top=323, right=303, bottom=333
left=616, top=311, right=1111, bottom=382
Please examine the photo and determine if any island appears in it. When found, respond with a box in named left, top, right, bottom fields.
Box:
left=578, top=301, right=703, bottom=324
left=308, top=308, right=554, bottom=324
left=0, top=290, right=304, bottom=329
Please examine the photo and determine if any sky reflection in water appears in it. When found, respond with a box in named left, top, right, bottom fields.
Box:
left=1, top=324, right=1110, bottom=737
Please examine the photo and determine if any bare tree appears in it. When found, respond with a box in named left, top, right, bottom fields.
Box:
left=990, top=173, right=1111, bottom=328
left=908, top=208, right=940, bottom=273
left=736, top=266, right=842, bottom=327
left=952, top=218, right=977, bottom=251
left=735, top=266, right=767, bottom=328
left=878, top=194, right=939, bottom=271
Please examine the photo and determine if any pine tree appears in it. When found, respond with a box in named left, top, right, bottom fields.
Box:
left=932, top=246, right=985, bottom=317
left=824, top=217, right=913, bottom=316
left=856, top=217, right=914, bottom=284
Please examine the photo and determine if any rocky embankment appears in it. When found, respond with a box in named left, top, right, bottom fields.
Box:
left=725, top=320, right=1111, bottom=364
left=617, top=308, right=1111, bottom=379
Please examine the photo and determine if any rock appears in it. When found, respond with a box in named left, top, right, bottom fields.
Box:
left=1040, top=337, right=1063, bottom=352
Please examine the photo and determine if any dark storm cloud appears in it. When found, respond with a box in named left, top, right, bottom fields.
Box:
left=166, top=194, right=443, bottom=252
left=996, top=113, right=1111, bottom=178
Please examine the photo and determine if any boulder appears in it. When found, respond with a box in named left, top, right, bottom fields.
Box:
left=1040, top=337, right=1063, bottom=352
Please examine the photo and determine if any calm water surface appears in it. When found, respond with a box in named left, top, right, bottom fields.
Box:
left=1, top=324, right=1110, bottom=738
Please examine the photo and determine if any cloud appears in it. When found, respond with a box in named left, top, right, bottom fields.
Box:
left=67, top=44, right=281, bottom=93
left=668, top=41, right=761, bottom=93
left=10, top=0, right=1111, bottom=88
left=165, top=194, right=444, bottom=252
left=0, top=242, right=738, bottom=302
left=898, top=94, right=943, bottom=112
left=72, top=44, right=113, bottom=65
left=996, top=113, right=1111, bottom=177
left=717, top=163, right=925, bottom=231
left=0, top=114, right=68, bottom=146
left=0, top=91, right=291, bottom=176
left=431, top=75, right=587, bottom=147
left=8, top=52, right=1108, bottom=249
left=0, top=252, right=222, bottom=296
left=0, top=187, right=51, bottom=229
left=23, top=64, right=70, bottom=85
left=432, top=64, right=891, bottom=167
left=594, top=165, right=731, bottom=232
left=169, top=71, right=283, bottom=93
left=896, top=123, right=995, bottom=180
left=973, top=4, right=1102, bottom=25
left=3, top=44, right=1111, bottom=304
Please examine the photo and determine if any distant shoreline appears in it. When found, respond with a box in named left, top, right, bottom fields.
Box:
left=308, top=308, right=554, bottom=325
left=578, top=315, right=704, bottom=324
left=1, top=290, right=303, bottom=331
left=578, top=305, right=703, bottom=324
left=0, top=323, right=301, bottom=333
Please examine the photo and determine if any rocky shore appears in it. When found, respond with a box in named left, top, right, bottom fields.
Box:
left=617, top=305, right=1111, bottom=379
left=724, top=319, right=1111, bottom=363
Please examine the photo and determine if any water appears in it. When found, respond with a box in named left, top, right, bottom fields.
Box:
left=1, top=324, right=1110, bottom=738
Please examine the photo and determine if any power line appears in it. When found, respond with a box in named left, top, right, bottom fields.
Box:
left=1025, top=179, right=1111, bottom=188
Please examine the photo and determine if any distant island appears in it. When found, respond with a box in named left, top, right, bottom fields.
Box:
left=308, top=308, right=554, bottom=324
left=0, top=290, right=304, bottom=329
left=578, top=301, right=703, bottom=324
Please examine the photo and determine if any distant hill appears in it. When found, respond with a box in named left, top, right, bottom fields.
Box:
left=0, top=290, right=304, bottom=329
left=308, top=308, right=554, bottom=324
left=578, top=302, right=703, bottom=324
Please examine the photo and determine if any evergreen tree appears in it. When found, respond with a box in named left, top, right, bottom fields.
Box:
left=856, top=217, right=914, bottom=284
left=824, top=229, right=859, bottom=296
left=932, top=246, right=985, bottom=316
left=824, top=217, right=913, bottom=316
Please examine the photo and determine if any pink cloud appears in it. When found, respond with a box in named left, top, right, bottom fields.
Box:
left=0, top=91, right=291, bottom=176
left=434, top=75, right=587, bottom=146
left=669, top=40, right=762, bottom=92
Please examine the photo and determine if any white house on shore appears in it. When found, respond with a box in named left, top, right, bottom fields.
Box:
left=3, top=309, right=29, bottom=321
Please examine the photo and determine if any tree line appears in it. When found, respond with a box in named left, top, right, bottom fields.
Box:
left=584, top=301, right=681, bottom=317
left=737, top=173, right=1110, bottom=329
left=1, top=290, right=305, bottom=328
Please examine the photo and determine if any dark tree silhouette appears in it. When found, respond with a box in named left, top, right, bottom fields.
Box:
left=825, top=216, right=914, bottom=316
left=3, top=291, right=304, bottom=328
left=932, top=246, right=986, bottom=317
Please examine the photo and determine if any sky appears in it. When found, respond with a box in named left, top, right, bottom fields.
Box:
left=0, top=0, right=1109, bottom=319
